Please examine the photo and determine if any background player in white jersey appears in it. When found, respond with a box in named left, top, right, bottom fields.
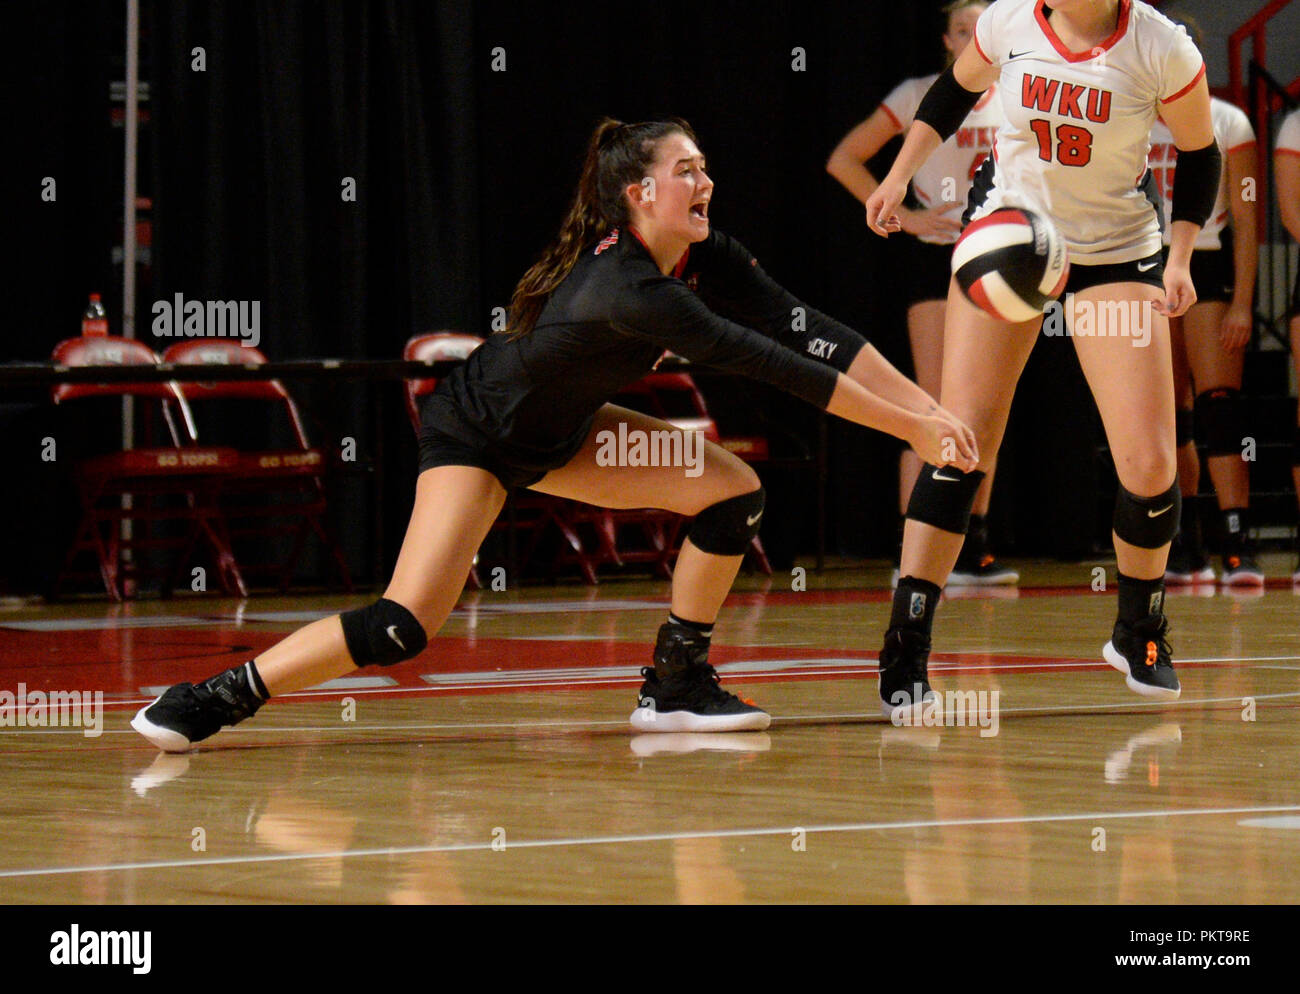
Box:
left=828, top=0, right=1014, bottom=586
left=1276, top=107, right=1300, bottom=582
left=1148, top=13, right=1261, bottom=587
left=866, top=0, right=1220, bottom=712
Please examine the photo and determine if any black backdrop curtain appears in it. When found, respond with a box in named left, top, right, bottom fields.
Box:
left=10, top=0, right=1103, bottom=591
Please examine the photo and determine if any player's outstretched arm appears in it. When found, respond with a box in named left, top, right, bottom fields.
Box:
left=825, top=373, right=978, bottom=472
left=866, top=42, right=996, bottom=237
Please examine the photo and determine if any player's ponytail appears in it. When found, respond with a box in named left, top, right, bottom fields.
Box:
left=506, top=116, right=696, bottom=338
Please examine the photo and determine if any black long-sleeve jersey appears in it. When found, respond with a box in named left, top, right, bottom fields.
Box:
left=419, top=226, right=868, bottom=478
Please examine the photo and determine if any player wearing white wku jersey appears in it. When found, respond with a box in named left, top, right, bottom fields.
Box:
left=1275, top=108, right=1300, bottom=582
left=1147, top=19, right=1261, bottom=588
left=828, top=1, right=1016, bottom=586
left=866, top=0, right=1219, bottom=713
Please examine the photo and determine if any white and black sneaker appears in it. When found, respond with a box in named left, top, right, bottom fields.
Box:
left=878, top=627, right=939, bottom=721
left=1103, top=615, right=1180, bottom=701
left=132, top=665, right=265, bottom=752
left=629, top=624, right=770, bottom=732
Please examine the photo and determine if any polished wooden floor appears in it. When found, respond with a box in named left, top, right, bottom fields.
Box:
left=2, top=558, right=1298, bottom=904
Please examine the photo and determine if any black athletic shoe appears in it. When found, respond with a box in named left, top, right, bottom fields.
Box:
left=878, top=627, right=939, bottom=720
left=1220, top=550, right=1264, bottom=587
left=629, top=625, right=770, bottom=732
left=1103, top=615, right=1180, bottom=701
left=1165, top=533, right=1215, bottom=585
left=132, top=667, right=264, bottom=752
left=949, top=520, right=1018, bottom=586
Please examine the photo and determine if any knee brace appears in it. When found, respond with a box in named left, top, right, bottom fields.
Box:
left=906, top=464, right=985, bottom=535
left=1113, top=481, right=1180, bottom=549
left=1195, top=387, right=1245, bottom=457
left=687, top=487, right=765, bottom=555
left=340, top=598, right=428, bottom=667
left=1175, top=408, right=1194, bottom=448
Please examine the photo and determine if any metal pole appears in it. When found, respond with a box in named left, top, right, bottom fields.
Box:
left=123, top=0, right=138, bottom=343
left=121, top=0, right=140, bottom=586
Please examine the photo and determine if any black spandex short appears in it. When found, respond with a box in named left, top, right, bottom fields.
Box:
left=902, top=237, right=956, bottom=307
left=1062, top=251, right=1165, bottom=295
left=1292, top=262, right=1300, bottom=318
left=417, top=428, right=547, bottom=490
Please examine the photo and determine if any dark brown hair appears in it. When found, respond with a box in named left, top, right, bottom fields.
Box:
left=505, top=116, right=697, bottom=338
left=1163, top=8, right=1205, bottom=53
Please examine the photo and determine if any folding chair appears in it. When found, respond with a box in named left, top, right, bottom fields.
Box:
left=50, top=336, right=245, bottom=600
left=162, top=340, right=352, bottom=592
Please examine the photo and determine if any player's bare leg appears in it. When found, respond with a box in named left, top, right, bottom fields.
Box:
left=882, top=281, right=1041, bottom=719
left=1069, top=282, right=1180, bottom=699
left=1182, top=300, right=1260, bottom=584
left=531, top=404, right=769, bottom=731
left=133, top=467, right=508, bottom=751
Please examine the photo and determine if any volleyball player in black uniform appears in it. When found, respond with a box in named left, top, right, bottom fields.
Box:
left=133, top=118, right=977, bottom=750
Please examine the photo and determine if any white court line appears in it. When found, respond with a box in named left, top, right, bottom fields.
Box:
left=7, top=690, right=1298, bottom=737
left=3, top=803, right=1299, bottom=880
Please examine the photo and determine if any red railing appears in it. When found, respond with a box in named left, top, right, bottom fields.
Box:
left=1229, top=0, right=1295, bottom=111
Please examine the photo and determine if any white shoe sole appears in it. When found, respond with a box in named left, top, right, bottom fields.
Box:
left=1165, top=567, right=1215, bottom=585
left=1102, top=641, right=1180, bottom=701
left=131, top=701, right=195, bottom=753
left=629, top=732, right=772, bottom=756
left=947, top=570, right=1019, bottom=587
left=1221, top=571, right=1265, bottom=587
left=629, top=707, right=771, bottom=733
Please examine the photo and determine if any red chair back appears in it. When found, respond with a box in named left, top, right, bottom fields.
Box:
left=403, top=332, right=484, bottom=431
left=161, top=341, right=309, bottom=447
left=622, top=371, right=721, bottom=443
left=51, top=336, right=197, bottom=442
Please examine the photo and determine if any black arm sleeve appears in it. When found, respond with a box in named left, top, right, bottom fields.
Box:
left=1171, top=141, right=1223, bottom=228
left=689, top=230, right=867, bottom=374
left=610, top=270, right=841, bottom=410
left=915, top=64, right=984, bottom=142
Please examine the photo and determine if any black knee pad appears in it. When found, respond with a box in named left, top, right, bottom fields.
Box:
left=906, top=464, right=985, bottom=535
left=1195, top=387, right=1245, bottom=457
left=1113, top=481, right=1180, bottom=549
left=687, top=487, right=765, bottom=555
left=340, top=598, right=428, bottom=667
left=1175, top=408, right=1194, bottom=448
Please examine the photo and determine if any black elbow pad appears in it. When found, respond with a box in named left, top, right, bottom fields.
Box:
left=1171, top=141, right=1222, bottom=228
left=915, top=64, right=985, bottom=142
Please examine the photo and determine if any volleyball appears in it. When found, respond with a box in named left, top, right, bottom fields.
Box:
left=951, top=208, right=1070, bottom=323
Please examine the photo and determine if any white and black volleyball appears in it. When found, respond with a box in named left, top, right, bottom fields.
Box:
left=951, top=208, right=1070, bottom=323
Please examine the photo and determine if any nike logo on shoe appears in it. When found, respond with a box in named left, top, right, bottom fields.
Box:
left=386, top=625, right=406, bottom=650
left=1147, top=505, right=1173, bottom=518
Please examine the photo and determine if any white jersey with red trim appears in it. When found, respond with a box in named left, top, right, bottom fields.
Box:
left=1148, top=97, right=1255, bottom=250
left=970, top=0, right=1205, bottom=265
left=1278, top=109, right=1300, bottom=157
left=881, top=75, right=1002, bottom=245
